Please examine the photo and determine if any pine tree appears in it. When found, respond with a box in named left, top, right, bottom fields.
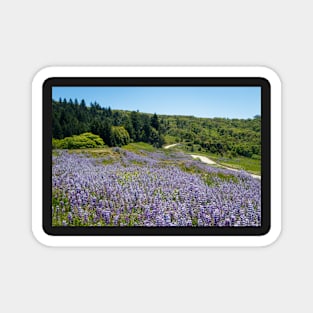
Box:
left=151, top=113, right=160, bottom=130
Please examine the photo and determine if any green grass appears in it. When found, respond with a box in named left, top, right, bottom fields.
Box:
left=216, top=156, right=260, bottom=175
left=64, top=146, right=118, bottom=158
left=174, top=143, right=261, bottom=175
left=204, top=172, right=239, bottom=186
left=191, top=152, right=260, bottom=175
left=52, top=143, right=156, bottom=159
left=102, top=158, right=116, bottom=165
left=178, top=162, right=202, bottom=174
left=123, top=142, right=156, bottom=153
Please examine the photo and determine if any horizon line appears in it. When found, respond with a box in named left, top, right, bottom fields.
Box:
left=52, top=98, right=260, bottom=120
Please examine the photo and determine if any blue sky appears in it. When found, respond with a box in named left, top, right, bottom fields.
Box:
left=52, top=86, right=261, bottom=119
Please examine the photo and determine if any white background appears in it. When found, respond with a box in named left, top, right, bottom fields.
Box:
left=0, top=0, right=311, bottom=312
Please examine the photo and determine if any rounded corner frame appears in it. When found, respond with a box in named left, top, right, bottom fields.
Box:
left=32, top=66, right=281, bottom=247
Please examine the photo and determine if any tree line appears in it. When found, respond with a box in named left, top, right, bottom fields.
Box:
left=52, top=98, right=165, bottom=148
left=52, top=98, right=261, bottom=158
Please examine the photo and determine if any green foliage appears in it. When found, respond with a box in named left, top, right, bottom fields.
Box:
left=149, top=127, right=165, bottom=148
left=90, top=118, right=113, bottom=146
left=52, top=132, right=104, bottom=149
left=164, top=135, right=178, bottom=144
left=111, top=126, right=130, bottom=147
left=52, top=98, right=260, bottom=160
left=163, top=115, right=261, bottom=159
left=151, top=113, right=160, bottom=130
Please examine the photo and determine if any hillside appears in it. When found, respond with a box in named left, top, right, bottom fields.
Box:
left=52, top=98, right=261, bottom=160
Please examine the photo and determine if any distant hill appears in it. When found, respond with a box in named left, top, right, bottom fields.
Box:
left=52, top=98, right=260, bottom=158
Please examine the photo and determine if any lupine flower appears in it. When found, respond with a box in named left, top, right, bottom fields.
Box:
left=52, top=150, right=261, bottom=227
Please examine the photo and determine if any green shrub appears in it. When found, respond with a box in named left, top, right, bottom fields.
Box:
left=111, top=126, right=130, bottom=147
left=52, top=132, right=104, bottom=149
left=251, top=154, right=261, bottom=160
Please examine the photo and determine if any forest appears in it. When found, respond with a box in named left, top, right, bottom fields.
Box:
left=52, top=98, right=261, bottom=159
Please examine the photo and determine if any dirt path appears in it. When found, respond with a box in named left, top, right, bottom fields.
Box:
left=190, top=154, right=261, bottom=180
left=163, top=143, right=180, bottom=149
left=163, top=144, right=261, bottom=180
left=190, top=154, right=216, bottom=165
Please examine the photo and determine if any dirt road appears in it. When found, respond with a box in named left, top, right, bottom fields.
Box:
left=190, top=154, right=216, bottom=165
left=190, top=154, right=261, bottom=180
left=163, top=143, right=180, bottom=149
left=163, top=144, right=261, bottom=180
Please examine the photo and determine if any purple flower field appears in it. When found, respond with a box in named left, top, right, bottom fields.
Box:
left=52, top=149, right=261, bottom=227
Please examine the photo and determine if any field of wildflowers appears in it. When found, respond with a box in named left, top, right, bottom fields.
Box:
left=52, top=149, right=261, bottom=227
